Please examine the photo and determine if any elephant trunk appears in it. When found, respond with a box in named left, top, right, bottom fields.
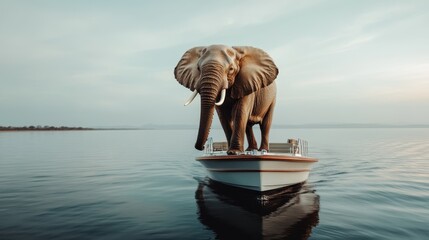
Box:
left=194, top=63, right=224, bottom=150
left=194, top=98, right=215, bottom=150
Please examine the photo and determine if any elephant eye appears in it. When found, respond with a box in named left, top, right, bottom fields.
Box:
left=228, top=67, right=234, bottom=74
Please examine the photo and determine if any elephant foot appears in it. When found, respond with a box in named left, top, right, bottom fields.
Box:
left=259, top=143, right=269, bottom=152
left=227, top=149, right=242, bottom=155
left=259, top=147, right=269, bottom=152
left=245, top=147, right=258, bottom=152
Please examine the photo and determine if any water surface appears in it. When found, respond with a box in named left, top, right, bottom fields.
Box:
left=0, top=128, right=428, bottom=239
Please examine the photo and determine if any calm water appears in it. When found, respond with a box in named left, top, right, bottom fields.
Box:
left=0, top=128, right=428, bottom=239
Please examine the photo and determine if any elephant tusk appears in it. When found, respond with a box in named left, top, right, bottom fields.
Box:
left=215, top=89, right=226, bottom=106
left=184, top=90, right=198, bottom=106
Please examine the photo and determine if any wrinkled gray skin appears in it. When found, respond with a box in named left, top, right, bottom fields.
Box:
left=175, top=45, right=278, bottom=155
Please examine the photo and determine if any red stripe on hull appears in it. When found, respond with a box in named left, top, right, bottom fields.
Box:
left=196, top=155, right=318, bottom=162
left=207, top=169, right=310, bottom=172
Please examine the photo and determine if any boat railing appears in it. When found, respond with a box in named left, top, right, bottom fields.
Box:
left=269, top=139, right=309, bottom=156
left=204, top=138, right=309, bottom=156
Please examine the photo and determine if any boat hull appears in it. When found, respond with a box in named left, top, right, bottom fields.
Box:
left=196, top=154, right=318, bottom=192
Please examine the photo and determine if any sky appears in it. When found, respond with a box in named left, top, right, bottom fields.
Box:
left=1, top=0, right=428, bottom=127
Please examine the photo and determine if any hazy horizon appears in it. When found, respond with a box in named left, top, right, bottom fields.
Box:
left=1, top=1, right=428, bottom=126
left=2, top=122, right=429, bottom=129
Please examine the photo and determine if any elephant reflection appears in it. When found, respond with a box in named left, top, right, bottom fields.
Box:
left=195, top=180, right=320, bottom=239
left=174, top=45, right=278, bottom=155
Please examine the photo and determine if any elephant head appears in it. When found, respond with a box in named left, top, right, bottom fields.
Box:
left=174, top=45, right=278, bottom=150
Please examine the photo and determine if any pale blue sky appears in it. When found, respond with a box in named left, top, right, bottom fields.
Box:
left=1, top=0, right=428, bottom=126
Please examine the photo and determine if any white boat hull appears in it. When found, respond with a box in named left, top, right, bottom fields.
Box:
left=197, top=154, right=318, bottom=192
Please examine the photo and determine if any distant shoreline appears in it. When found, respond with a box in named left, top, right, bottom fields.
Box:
left=0, top=126, right=95, bottom=131
left=0, top=126, right=143, bottom=132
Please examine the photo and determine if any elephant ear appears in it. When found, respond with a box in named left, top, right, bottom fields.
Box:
left=231, top=46, right=278, bottom=99
left=174, top=47, right=205, bottom=91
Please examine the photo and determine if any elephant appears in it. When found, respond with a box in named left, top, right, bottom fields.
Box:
left=174, top=45, right=278, bottom=155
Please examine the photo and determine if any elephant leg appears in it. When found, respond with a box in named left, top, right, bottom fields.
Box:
left=228, top=97, right=253, bottom=155
left=216, top=107, right=232, bottom=146
left=245, top=124, right=258, bottom=151
left=259, top=101, right=275, bottom=151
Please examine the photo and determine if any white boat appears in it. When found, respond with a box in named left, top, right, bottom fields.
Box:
left=197, top=138, right=318, bottom=192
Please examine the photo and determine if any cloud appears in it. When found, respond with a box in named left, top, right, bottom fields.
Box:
left=329, top=35, right=376, bottom=53
left=271, top=2, right=426, bottom=100
left=362, top=62, right=429, bottom=102
left=271, top=3, right=416, bottom=66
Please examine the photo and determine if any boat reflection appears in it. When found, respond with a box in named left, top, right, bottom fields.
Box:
left=195, top=179, right=319, bottom=239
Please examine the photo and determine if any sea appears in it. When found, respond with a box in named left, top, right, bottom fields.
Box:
left=0, top=128, right=428, bottom=239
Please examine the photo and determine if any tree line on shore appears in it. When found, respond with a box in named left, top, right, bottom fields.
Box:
left=0, top=126, right=93, bottom=131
